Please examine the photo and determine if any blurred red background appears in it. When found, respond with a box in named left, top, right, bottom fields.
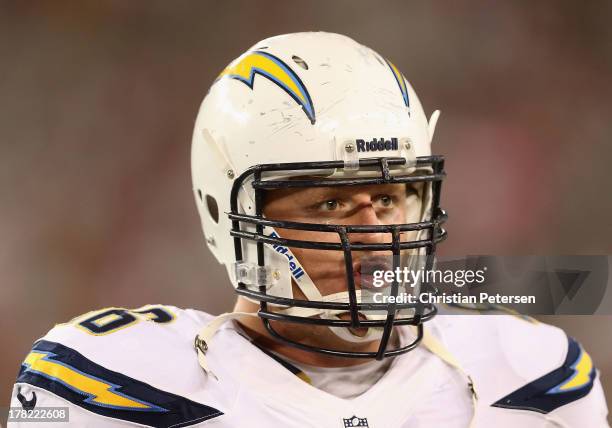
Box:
left=1, top=0, right=611, bottom=418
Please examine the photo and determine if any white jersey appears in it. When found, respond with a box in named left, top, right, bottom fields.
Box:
left=8, top=304, right=609, bottom=427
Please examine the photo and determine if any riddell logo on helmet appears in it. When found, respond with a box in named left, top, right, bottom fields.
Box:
left=356, top=138, right=398, bottom=152
left=269, top=231, right=306, bottom=280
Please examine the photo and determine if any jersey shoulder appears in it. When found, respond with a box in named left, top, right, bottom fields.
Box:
left=13, top=305, right=225, bottom=427
left=433, top=308, right=569, bottom=376
left=44, top=304, right=212, bottom=355
left=431, top=312, right=607, bottom=422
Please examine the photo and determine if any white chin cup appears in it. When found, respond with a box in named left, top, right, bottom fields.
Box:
left=274, top=290, right=386, bottom=343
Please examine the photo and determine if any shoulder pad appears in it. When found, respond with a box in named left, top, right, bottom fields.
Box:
left=433, top=314, right=601, bottom=416
left=433, top=312, right=565, bottom=379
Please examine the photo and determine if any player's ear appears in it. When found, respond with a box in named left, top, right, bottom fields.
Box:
left=428, top=110, right=441, bottom=143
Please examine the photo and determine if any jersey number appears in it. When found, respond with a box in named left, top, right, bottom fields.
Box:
left=76, top=306, right=174, bottom=335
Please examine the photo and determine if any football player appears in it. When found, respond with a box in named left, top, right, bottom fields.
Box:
left=9, top=32, right=609, bottom=427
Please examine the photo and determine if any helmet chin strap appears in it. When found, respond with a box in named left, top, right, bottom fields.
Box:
left=274, top=290, right=386, bottom=343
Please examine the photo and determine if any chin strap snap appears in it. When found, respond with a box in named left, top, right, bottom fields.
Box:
left=195, top=312, right=259, bottom=379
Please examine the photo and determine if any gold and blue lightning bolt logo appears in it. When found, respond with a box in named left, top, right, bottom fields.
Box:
left=492, top=336, right=597, bottom=414
left=217, top=51, right=316, bottom=124
left=21, top=350, right=164, bottom=411
left=16, top=340, right=222, bottom=426
left=385, top=59, right=410, bottom=113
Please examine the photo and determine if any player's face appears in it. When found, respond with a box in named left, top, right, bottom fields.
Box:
left=264, top=182, right=424, bottom=298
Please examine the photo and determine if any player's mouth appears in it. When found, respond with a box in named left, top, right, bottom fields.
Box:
left=337, top=312, right=370, bottom=337
left=352, top=258, right=393, bottom=290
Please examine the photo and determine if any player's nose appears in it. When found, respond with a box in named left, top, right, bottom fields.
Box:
left=346, top=195, right=388, bottom=246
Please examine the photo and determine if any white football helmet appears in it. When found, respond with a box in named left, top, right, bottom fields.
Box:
left=191, top=32, right=446, bottom=359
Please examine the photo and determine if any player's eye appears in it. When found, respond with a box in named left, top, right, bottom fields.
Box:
left=379, top=195, right=393, bottom=207
left=374, top=194, right=396, bottom=208
left=321, top=199, right=340, bottom=211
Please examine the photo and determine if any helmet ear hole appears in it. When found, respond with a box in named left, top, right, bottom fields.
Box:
left=292, top=55, right=308, bottom=70
left=205, top=194, right=220, bottom=224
